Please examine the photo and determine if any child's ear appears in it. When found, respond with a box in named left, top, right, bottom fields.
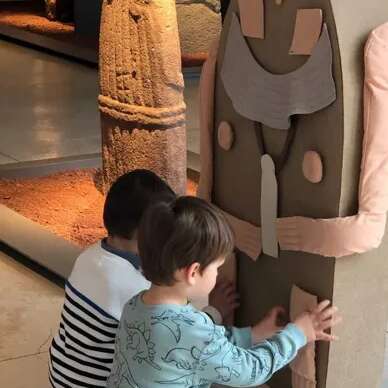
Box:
left=186, top=262, right=201, bottom=286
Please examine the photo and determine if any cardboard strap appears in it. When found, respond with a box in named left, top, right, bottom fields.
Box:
left=261, top=155, right=279, bottom=258
left=290, top=285, right=317, bottom=388
left=254, top=123, right=296, bottom=171
left=254, top=123, right=296, bottom=258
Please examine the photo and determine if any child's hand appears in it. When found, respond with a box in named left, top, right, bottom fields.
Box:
left=209, top=279, right=240, bottom=321
left=252, top=306, right=287, bottom=343
left=293, top=300, right=342, bottom=343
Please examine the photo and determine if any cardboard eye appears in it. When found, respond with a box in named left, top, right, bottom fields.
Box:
left=218, top=121, right=235, bottom=151
left=237, top=0, right=265, bottom=39
left=303, top=151, right=323, bottom=183
left=289, top=9, right=323, bottom=56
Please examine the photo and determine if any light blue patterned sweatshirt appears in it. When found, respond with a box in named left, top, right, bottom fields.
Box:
left=107, top=292, right=306, bottom=388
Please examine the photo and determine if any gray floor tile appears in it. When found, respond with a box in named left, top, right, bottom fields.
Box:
left=0, top=133, right=101, bottom=162
left=0, top=251, right=64, bottom=361
left=0, top=38, right=201, bottom=166
left=382, top=332, right=388, bottom=387
left=0, top=39, right=100, bottom=162
left=0, top=153, right=17, bottom=165
left=0, top=352, right=51, bottom=388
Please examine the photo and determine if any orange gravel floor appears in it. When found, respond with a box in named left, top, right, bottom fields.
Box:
left=0, top=169, right=198, bottom=248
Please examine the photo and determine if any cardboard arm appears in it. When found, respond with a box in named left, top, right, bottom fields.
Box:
left=198, top=39, right=219, bottom=201
left=277, top=213, right=386, bottom=258
left=278, top=24, right=388, bottom=259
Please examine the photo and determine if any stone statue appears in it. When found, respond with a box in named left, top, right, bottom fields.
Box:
left=45, top=0, right=73, bottom=21
left=99, top=0, right=186, bottom=194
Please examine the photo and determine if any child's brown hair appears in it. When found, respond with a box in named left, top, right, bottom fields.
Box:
left=138, top=196, right=234, bottom=285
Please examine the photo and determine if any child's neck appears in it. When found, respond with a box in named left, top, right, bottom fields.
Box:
left=106, top=235, right=138, bottom=254
left=143, top=284, right=188, bottom=306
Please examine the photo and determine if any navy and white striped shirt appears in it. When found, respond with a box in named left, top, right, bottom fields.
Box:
left=49, top=241, right=150, bottom=387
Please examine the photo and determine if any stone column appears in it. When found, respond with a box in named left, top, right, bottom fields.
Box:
left=99, top=0, right=186, bottom=194
left=175, top=0, right=221, bottom=55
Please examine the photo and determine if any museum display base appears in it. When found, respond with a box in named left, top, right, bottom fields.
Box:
left=0, top=1, right=74, bottom=39
left=0, top=1, right=208, bottom=66
left=0, top=1, right=97, bottom=63
left=0, top=168, right=198, bottom=277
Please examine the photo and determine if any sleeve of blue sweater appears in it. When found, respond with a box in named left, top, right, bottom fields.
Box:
left=199, top=323, right=306, bottom=387
left=224, top=326, right=253, bottom=348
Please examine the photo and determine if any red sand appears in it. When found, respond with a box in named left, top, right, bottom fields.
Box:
left=0, top=2, right=207, bottom=66
left=0, top=2, right=75, bottom=39
left=0, top=169, right=198, bottom=248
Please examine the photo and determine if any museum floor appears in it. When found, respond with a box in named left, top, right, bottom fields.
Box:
left=1, top=36, right=388, bottom=388
left=1, top=248, right=388, bottom=388
left=0, top=38, right=200, bottom=169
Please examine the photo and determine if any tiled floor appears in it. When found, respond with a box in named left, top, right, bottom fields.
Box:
left=0, top=39, right=100, bottom=164
left=0, top=38, right=200, bottom=167
left=384, top=344, right=388, bottom=388
left=0, top=251, right=64, bottom=388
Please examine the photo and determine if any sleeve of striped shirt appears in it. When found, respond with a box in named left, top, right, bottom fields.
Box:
left=49, top=282, right=119, bottom=388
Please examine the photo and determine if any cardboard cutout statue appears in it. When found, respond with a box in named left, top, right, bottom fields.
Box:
left=199, top=1, right=388, bottom=387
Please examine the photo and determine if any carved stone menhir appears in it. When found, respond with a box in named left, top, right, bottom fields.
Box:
left=176, top=0, right=221, bottom=56
left=176, top=0, right=220, bottom=12
left=99, top=0, right=186, bottom=194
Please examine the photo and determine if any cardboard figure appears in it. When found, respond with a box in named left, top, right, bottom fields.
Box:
left=99, top=0, right=186, bottom=194
left=199, top=1, right=388, bottom=387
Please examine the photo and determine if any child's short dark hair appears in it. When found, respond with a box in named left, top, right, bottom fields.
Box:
left=103, top=170, right=175, bottom=240
left=138, top=196, right=234, bottom=285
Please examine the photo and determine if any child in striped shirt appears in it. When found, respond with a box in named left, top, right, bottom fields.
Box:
left=48, top=170, right=237, bottom=387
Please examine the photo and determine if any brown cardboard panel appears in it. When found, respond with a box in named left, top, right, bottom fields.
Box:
left=237, top=0, right=265, bottom=39
left=210, top=1, right=388, bottom=388
left=261, top=155, right=279, bottom=258
left=290, top=285, right=318, bottom=387
left=289, top=9, right=323, bottom=56
left=236, top=250, right=335, bottom=388
left=219, top=251, right=237, bottom=325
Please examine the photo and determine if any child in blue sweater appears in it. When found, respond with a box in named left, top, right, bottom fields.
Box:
left=107, top=196, right=342, bottom=388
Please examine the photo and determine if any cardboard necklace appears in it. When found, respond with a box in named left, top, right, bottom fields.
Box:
left=221, top=13, right=336, bottom=130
